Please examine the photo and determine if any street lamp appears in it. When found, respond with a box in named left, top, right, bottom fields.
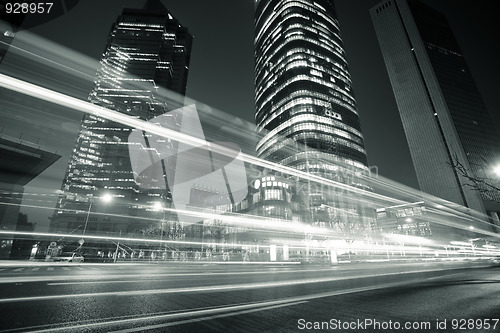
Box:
left=82, top=193, right=113, bottom=238
left=492, top=164, right=500, bottom=177
left=152, top=202, right=166, bottom=250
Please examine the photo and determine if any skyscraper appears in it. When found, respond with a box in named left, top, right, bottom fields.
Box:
left=254, top=0, right=373, bottom=233
left=51, top=0, right=192, bottom=235
left=371, top=0, right=500, bottom=221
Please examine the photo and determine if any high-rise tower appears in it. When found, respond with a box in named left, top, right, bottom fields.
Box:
left=371, top=0, right=500, bottom=222
left=254, top=0, right=373, bottom=233
left=51, top=1, right=192, bottom=235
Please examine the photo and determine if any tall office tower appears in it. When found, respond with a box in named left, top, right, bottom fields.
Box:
left=51, top=0, right=192, bottom=235
left=254, top=0, right=373, bottom=233
left=371, top=0, right=500, bottom=221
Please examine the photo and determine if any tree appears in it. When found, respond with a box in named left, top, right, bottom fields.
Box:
left=449, top=154, right=500, bottom=204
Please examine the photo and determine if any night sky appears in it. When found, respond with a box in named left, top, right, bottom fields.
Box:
left=2, top=0, right=499, bottom=229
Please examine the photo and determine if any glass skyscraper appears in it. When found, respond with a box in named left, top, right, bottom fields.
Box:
left=254, top=0, right=373, bottom=234
left=371, top=0, right=500, bottom=223
left=50, top=0, right=192, bottom=235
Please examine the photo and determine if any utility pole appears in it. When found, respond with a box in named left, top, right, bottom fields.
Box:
left=114, top=230, right=121, bottom=263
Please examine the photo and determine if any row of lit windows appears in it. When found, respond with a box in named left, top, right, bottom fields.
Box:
left=257, top=113, right=363, bottom=153
left=259, top=33, right=346, bottom=75
left=257, top=11, right=342, bottom=67
left=280, top=151, right=368, bottom=171
left=255, top=28, right=344, bottom=76
left=259, top=127, right=365, bottom=159
left=257, top=82, right=356, bottom=124
left=257, top=58, right=352, bottom=108
left=258, top=20, right=342, bottom=61
left=117, top=22, right=163, bottom=29
left=259, top=110, right=363, bottom=146
left=255, top=0, right=338, bottom=45
left=256, top=61, right=353, bottom=108
left=255, top=47, right=351, bottom=99
left=257, top=90, right=357, bottom=130
left=261, top=21, right=344, bottom=62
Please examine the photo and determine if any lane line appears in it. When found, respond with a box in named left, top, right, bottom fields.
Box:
left=109, top=301, right=308, bottom=333
left=0, top=267, right=338, bottom=284
left=21, top=272, right=464, bottom=333
left=0, top=267, right=473, bottom=303
left=22, top=300, right=308, bottom=333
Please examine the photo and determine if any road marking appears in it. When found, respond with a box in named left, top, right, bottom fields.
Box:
left=75, top=267, right=85, bottom=270
left=0, top=263, right=490, bottom=285
left=0, top=269, right=470, bottom=303
left=0, top=269, right=5, bottom=271
left=62, top=267, right=70, bottom=271
left=0, top=267, right=337, bottom=284
left=12, top=268, right=24, bottom=272
left=31, top=268, right=40, bottom=271
left=18, top=272, right=468, bottom=333
left=23, top=299, right=308, bottom=333
left=47, top=267, right=54, bottom=271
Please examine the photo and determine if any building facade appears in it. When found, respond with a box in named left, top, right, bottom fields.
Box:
left=0, top=135, right=60, bottom=259
left=371, top=0, right=500, bottom=223
left=50, top=0, right=192, bottom=236
left=254, top=0, right=374, bottom=236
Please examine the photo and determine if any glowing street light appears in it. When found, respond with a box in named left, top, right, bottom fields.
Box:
left=493, top=164, right=500, bottom=177
left=152, top=201, right=164, bottom=211
left=82, top=193, right=113, bottom=238
left=101, top=193, right=113, bottom=203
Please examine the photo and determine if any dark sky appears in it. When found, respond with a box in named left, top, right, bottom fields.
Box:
left=20, top=0, right=500, bottom=187
left=3, top=0, right=500, bottom=228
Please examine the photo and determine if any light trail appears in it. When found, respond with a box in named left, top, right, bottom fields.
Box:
left=1, top=29, right=98, bottom=82
left=0, top=263, right=487, bottom=304
left=0, top=267, right=331, bottom=285
left=2, top=271, right=470, bottom=333
left=24, top=300, right=308, bottom=333
left=1, top=33, right=494, bottom=233
left=0, top=73, right=411, bottom=209
left=1, top=58, right=497, bottom=248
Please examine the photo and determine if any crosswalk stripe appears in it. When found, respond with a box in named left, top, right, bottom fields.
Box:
left=47, top=267, right=54, bottom=271
left=75, top=267, right=84, bottom=270
left=62, top=267, right=70, bottom=271
left=0, top=268, right=5, bottom=271
left=31, top=268, right=40, bottom=271
left=13, top=268, right=24, bottom=272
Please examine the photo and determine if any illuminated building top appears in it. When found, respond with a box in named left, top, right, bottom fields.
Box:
left=255, top=0, right=368, bottom=175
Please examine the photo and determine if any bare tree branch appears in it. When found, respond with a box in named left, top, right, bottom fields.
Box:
left=448, top=153, right=500, bottom=203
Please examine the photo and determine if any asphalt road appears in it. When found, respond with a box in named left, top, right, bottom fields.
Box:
left=0, top=261, right=498, bottom=332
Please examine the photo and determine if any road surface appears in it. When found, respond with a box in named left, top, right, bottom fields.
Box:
left=0, top=261, right=498, bottom=332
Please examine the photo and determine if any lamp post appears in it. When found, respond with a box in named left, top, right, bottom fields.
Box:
left=81, top=193, right=113, bottom=238
left=152, top=202, right=165, bottom=251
